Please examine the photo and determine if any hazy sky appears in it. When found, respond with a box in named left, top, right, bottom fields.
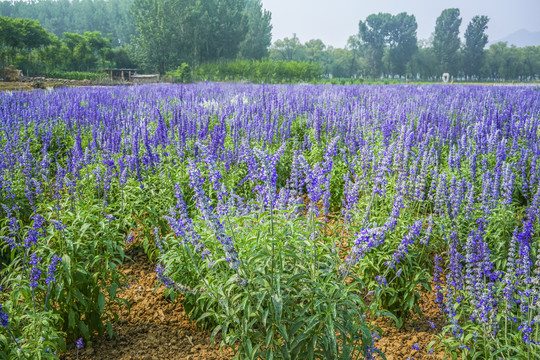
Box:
left=260, top=0, right=540, bottom=47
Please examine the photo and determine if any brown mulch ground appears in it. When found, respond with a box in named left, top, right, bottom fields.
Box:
left=60, top=250, right=233, bottom=360
left=61, top=247, right=446, bottom=360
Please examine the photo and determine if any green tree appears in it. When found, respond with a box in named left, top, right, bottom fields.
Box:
left=239, top=0, right=272, bottom=59
left=463, top=15, right=489, bottom=79
left=346, top=34, right=364, bottom=77
left=433, top=8, right=462, bottom=76
left=131, top=0, right=185, bottom=73
left=270, top=34, right=305, bottom=61
left=0, top=16, right=51, bottom=68
left=387, top=12, right=417, bottom=77
left=0, top=0, right=136, bottom=47
left=304, top=39, right=326, bottom=64
left=359, top=13, right=392, bottom=78
left=409, top=46, right=438, bottom=80
left=131, top=0, right=250, bottom=73
left=60, top=31, right=112, bottom=71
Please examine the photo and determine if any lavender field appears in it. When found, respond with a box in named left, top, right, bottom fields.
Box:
left=1, top=83, right=539, bottom=359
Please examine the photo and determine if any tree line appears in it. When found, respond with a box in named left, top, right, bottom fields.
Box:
left=270, top=9, right=540, bottom=81
left=0, top=1, right=539, bottom=81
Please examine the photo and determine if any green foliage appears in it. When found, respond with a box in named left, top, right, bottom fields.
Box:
left=433, top=8, right=462, bottom=76
left=131, top=0, right=260, bottom=73
left=160, top=208, right=382, bottom=360
left=463, top=15, right=490, bottom=78
left=166, top=63, right=193, bottom=83
left=194, top=59, right=323, bottom=83
left=0, top=0, right=136, bottom=47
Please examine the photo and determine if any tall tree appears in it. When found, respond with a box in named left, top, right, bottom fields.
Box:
left=387, top=12, right=417, bottom=77
left=433, top=8, right=462, bottom=76
left=131, top=0, right=184, bottom=74
left=359, top=13, right=392, bottom=78
left=0, top=0, right=135, bottom=47
left=239, top=0, right=272, bottom=59
left=131, top=0, right=249, bottom=72
left=463, top=15, right=489, bottom=78
left=0, top=16, right=51, bottom=67
left=270, top=34, right=304, bottom=61
left=346, top=34, right=363, bottom=77
left=304, top=39, right=326, bottom=64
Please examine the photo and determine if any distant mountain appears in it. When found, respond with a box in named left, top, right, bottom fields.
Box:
left=490, top=29, right=540, bottom=47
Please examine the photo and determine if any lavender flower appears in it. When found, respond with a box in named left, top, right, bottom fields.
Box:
left=29, top=253, right=42, bottom=289
left=0, top=305, right=8, bottom=328
left=388, top=219, right=423, bottom=268
left=156, top=264, right=198, bottom=294
left=46, top=255, right=62, bottom=285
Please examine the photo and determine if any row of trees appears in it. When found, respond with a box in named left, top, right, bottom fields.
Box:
left=130, top=0, right=271, bottom=74
left=1, top=1, right=539, bottom=81
left=0, top=0, right=135, bottom=46
left=0, top=0, right=271, bottom=75
left=269, top=9, right=539, bottom=81
left=0, top=15, right=133, bottom=75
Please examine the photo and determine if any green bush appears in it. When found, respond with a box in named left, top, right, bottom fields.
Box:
left=166, top=63, right=193, bottom=83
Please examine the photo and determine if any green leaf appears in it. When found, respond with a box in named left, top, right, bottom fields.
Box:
left=272, top=293, right=283, bottom=325
left=98, top=292, right=106, bottom=313
left=68, top=309, right=76, bottom=329
left=62, top=254, right=72, bottom=285
left=106, top=320, right=114, bottom=339
left=79, top=321, right=90, bottom=338
left=109, top=282, right=118, bottom=299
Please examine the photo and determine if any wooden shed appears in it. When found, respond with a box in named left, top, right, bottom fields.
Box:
left=104, top=68, right=137, bottom=81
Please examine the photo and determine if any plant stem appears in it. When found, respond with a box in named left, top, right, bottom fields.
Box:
left=7, top=327, right=26, bottom=358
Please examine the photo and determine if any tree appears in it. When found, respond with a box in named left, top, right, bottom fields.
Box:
left=239, top=0, right=272, bottom=59
left=409, top=47, right=438, bottom=80
left=0, top=16, right=51, bottom=67
left=0, top=0, right=136, bottom=47
left=346, top=34, right=364, bottom=77
left=433, top=8, right=461, bottom=76
left=387, top=12, right=417, bottom=77
left=131, top=0, right=251, bottom=73
left=304, top=39, right=326, bottom=64
left=270, top=34, right=305, bottom=61
left=463, top=15, right=489, bottom=79
left=131, top=0, right=187, bottom=73
left=359, top=13, right=392, bottom=78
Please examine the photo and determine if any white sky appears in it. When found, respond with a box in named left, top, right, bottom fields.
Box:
left=260, top=0, right=540, bottom=47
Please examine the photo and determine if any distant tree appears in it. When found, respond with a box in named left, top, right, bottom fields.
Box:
left=387, top=12, right=418, bottom=77
left=131, top=0, right=250, bottom=73
left=433, top=8, right=462, bottom=76
left=0, top=0, right=136, bottom=47
left=131, top=0, right=186, bottom=73
left=346, top=34, right=363, bottom=77
left=270, top=34, right=305, bottom=61
left=359, top=13, right=392, bottom=78
left=0, top=16, right=51, bottom=67
left=463, top=15, right=489, bottom=78
left=409, top=47, right=438, bottom=80
left=58, top=31, right=112, bottom=71
left=207, top=0, right=248, bottom=60
left=239, top=0, right=272, bottom=59
left=326, top=47, right=352, bottom=78
left=486, top=42, right=526, bottom=80
left=304, top=39, right=326, bottom=64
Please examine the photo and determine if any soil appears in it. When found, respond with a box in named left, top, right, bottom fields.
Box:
left=60, top=247, right=447, bottom=360
left=60, top=250, right=233, bottom=360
